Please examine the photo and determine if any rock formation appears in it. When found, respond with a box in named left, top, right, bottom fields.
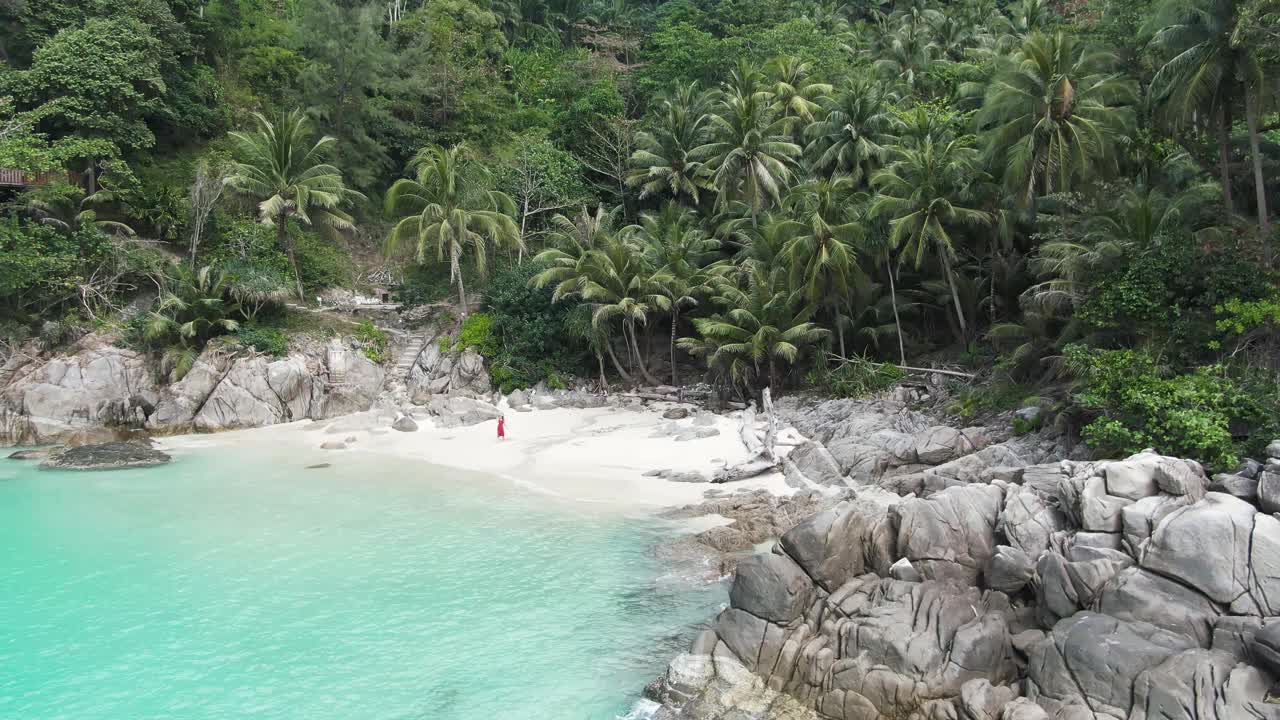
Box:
left=648, top=396, right=1280, bottom=720
left=0, top=332, right=392, bottom=444
left=40, top=441, right=171, bottom=470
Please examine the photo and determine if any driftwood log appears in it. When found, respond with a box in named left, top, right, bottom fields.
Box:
left=713, top=387, right=783, bottom=483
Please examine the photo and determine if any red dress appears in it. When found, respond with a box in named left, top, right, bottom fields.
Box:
left=497, top=418, right=506, bottom=438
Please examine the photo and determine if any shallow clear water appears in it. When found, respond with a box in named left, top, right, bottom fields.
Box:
left=0, top=442, right=724, bottom=720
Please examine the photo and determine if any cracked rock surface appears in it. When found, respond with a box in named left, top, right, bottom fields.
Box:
left=647, top=396, right=1280, bottom=720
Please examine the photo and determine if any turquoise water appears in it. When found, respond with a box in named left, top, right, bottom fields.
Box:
left=0, top=443, right=724, bottom=720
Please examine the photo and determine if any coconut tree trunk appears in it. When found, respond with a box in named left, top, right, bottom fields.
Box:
left=1245, top=86, right=1273, bottom=265
left=278, top=214, right=305, bottom=301
left=669, top=308, right=680, bottom=387
left=941, top=253, right=967, bottom=339
left=1218, top=104, right=1235, bottom=221
left=887, top=264, right=905, bottom=365
left=604, top=337, right=634, bottom=383
left=597, top=351, right=609, bottom=390
left=835, top=309, right=846, bottom=358
left=456, top=270, right=469, bottom=319
left=628, top=320, right=662, bottom=385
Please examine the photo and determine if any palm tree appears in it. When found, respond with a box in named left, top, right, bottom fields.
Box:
left=870, top=136, right=991, bottom=338
left=976, top=32, right=1137, bottom=207
left=804, top=78, right=899, bottom=181
left=781, top=176, right=866, bottom=357
left=532, top=206, right=662, bottom=385
left=23, top=183, right=135, bottom=237
left=225, top=110, right=364, bottom=301
left=764, top=56, right=833, bottom=135
left=625, top=202, right=722, bottom=386
left=858, top=212, right=909, bottom=364
left=385, top=144, right=522, bottom=318
left=144, top=265, right=241, bottom=380
left=679, top=265, right=828, bottom=395
left=696, top=87, right=801, bottom=227
left=873, top=25, right=936, bottom=94
left=1028, top=185, right=1212, bottom=309
left=627, top=83, right=715, bottom=205
left=1147, top=0, right=1271, bottom=260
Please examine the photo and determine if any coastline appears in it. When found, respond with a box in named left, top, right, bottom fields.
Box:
left=159, top=404, right=797, bottom=512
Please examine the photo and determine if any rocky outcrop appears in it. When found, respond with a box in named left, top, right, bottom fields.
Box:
left=407, top=342, right=490, bottom=401
left=0, top=332, right=390, bottom=444
left=0, top=335, right=159, bottom=444
left=40, top=441, right=170, bottom=470
left=649, top=395, right=1280, bottom=720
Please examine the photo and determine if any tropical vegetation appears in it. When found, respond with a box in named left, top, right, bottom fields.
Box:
left=0, top=0, right=1277, bottom=467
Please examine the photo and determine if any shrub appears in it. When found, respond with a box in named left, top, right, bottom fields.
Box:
left=354, top=319, right=389, bottom=363
left=235, top=323, right=289, bottom=356
left=455, top=312, right=495, bottom=353
left=1065, top=344, right=1275, bottom=469
left=807, top=356, right=904, bottom=399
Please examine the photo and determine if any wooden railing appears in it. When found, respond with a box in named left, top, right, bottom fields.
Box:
left=0, top=169, right=68, bottom=187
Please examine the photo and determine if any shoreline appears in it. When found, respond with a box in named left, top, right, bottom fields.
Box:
left=159, top=403, right=798, bottom=513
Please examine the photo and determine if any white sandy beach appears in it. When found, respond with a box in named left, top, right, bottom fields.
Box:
left=161, top=403, right=794, bottom=510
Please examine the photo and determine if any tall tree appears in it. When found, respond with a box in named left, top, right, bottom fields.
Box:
left=224, top=109, right=365, bottom=302
left=680, top=265, right=828, bottom=395
left=626, top=203, right=722, bottom=386
left=871, top=136, right=990, bottom=338
left=385, top=144, right=522, bottom=317
left=1147, top=0, right=1272, bottom=260
left=781, top=176, right=865, bottom=357
left=977, top=31, right=1137, bottom=207
left=804, top=78, right=899, bottom=181
left=697, top=88, right=801, bottom=227
left=627, top=82, right=715, bottom=205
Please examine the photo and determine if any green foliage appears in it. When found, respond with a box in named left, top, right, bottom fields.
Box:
left=455, top=313, right=495, bottom=352
left=141, top=265, right=241, bottom=380
left=0, top=217, right=112, bottom=320
left=235, top=323, right=288, bottom=356
left=6, top=18, right=168, bottom=154
left=482, top=262, right=590, bottom=392
left=807, top=356, right=904, bottom=399
left=354, top=319, right=389, bottom=363
left=1066, top=345, right=1273, bottom=469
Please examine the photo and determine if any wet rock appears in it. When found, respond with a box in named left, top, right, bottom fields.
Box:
left=913, top=425, right=980, bottom=465
left=663, top=407, right=690, bottom=420
left=1094, top=567, right=1221, bottom=646
left=1141, top=492, right=1280, bottom=615
left=305, top=463, right=330, bottom=469
left=320, top=440, right=347, bottom=450
left=1024, top=613, right=1197, bottom=717
left=8, top=447, right=58, bottom=460
left=986, top=545, right=1034, bottom=594
left=959, top=679, right=1019, bottom=720
left=889, top=557, right=922, bottom=582
left=391, top=415, right=418, bottom=432
left=998, top=484, right=1068, bottom=559
left=40, top=442, right=170, bottom=470
left=1267, top=439, right=1280, bottom=459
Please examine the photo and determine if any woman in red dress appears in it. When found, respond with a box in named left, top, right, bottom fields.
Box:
left=497, top=415, right=506, bottom=440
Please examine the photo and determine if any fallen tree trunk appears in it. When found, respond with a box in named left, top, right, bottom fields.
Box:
left=825, top=353, right=977, bottom=379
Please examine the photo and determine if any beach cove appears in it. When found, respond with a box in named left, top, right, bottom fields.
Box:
left=1, top=403, right=787, bottom=720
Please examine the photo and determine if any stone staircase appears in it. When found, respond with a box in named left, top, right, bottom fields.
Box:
left=388, top=333, right=428, bottom=387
